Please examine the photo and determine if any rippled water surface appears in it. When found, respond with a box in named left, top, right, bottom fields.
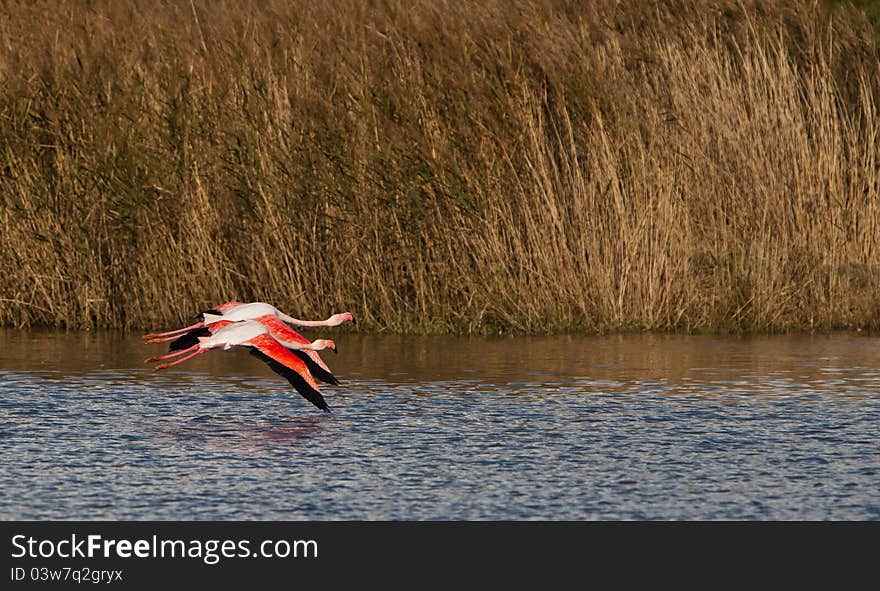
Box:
left=1, top=329, right=878, bottom=520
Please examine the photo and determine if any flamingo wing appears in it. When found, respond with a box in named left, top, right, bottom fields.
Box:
left=246, top=334, right=330, bottom=413
left=292, top=351, right=340, bottom=386
left=254, top=315, right=340, bottom=385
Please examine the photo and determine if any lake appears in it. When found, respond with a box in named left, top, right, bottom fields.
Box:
left=1, top=329, right=878, bottom=520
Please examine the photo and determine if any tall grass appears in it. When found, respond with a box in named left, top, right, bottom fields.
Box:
left=1, top=0, right=879, bottom=333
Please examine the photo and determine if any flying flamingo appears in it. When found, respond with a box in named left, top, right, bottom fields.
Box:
left=143, top=302, right=355, bottom=346
left=151, top=314, right=341, bottom=386
left=145, top=320, right=337, bottom=413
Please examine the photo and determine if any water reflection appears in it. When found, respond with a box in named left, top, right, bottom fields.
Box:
left=0, top=329, right=878, bottom=520
left=158, top=415, right=326, bottom=449
left=3, top=329, right=880, bottom=390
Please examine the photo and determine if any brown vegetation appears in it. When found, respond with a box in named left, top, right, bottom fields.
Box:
left=1, top=0, right=879, bottom=333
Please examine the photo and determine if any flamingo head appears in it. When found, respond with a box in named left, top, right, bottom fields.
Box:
left=328, top=312, right=356, bottom=326
left=314, top=339, right=337, bottom=354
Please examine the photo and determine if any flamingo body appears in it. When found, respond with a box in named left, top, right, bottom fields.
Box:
left=204, top=302, right=284, bottom=323
left=204, top=302, right=354, bottom=328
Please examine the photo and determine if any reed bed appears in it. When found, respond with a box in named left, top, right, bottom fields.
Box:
left=1, top=0, right=879, bottom=333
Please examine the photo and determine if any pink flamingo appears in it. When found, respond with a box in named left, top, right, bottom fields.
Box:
left=156, top=314, right=341, bottom=385
left=145, top=320, right=336, bottom=413
left=143, top=302, right=355, bottom=343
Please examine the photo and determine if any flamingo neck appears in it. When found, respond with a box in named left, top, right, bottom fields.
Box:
left=275, top=336, right=324, bottom=351
left=278, top=313, right=337, bottom=328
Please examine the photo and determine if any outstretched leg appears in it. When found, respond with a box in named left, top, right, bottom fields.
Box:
left=143, top=321, right=205, bottom=340
left=144, top=331, right=197, bottom=345
left=145, top=343, right=199, bottom=363
left=153, top=348, right=208, bottom=370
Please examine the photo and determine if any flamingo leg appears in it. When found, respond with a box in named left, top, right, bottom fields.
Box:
left=145, top=333, right=193, bottom=345
left=145, top=343, right=199, bottom=363
left=143, top=321, right=205, bottom=340
left=153, top=348, right=208, bottom=370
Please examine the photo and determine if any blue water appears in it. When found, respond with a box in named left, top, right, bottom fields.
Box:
left=0, top=331, right=878, bottom=519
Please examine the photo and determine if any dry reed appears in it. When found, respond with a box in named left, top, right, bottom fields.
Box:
left=1, top=0, right=879, bottom=333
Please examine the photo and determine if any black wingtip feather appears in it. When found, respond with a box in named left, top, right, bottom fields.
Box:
left=168, top=327, right=211, bottom=351
left=291, top=350, right=340, bottom=386
left=249, top=349, right=331, bottom=413
left=189, top=308, right=222, bottom=321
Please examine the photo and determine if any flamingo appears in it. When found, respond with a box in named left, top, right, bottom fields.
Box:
left=145, top=320, right=336, bottom=413
left=151, top=314, right=341, bottom=386
left=143, top=302, right=355, bottom=345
